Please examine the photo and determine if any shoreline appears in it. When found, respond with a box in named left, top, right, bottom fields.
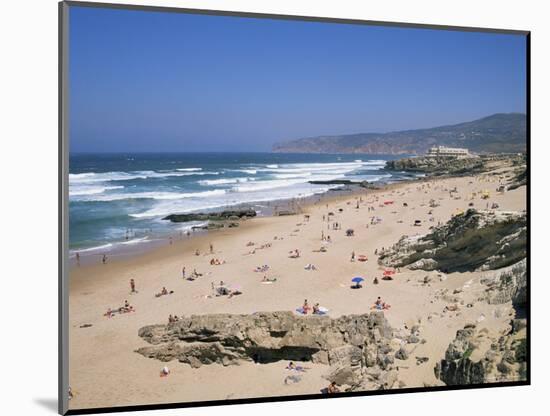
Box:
left=69, top=177, right=418, bottom=269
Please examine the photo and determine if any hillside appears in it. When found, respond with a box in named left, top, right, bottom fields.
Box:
left=272, top=113, right=526, bottom=155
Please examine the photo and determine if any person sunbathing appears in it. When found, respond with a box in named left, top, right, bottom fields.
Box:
left=286, top=361, right=307, bottom=372
left=327, top=382, right=340, bottom=394
left=228, top=289, right=242, bottom=298
left=312, top=303, right=323, bottom=315
left=372, top=297, right=391, bottom=310
left=262, top=275, right=276, bottom=282
left=155, top=287, right=169, bottom=297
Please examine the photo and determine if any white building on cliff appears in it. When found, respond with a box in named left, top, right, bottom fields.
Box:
left=426, top=145, right=470, bottom=158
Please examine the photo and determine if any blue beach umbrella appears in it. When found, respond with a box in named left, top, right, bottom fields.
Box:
left=351, top=277, right=364, bottom=283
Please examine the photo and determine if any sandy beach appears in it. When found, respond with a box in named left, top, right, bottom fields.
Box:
left=68, top=168, right=526, bottom=410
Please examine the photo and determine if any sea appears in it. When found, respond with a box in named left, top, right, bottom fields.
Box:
left=69, top=152, right=412, bottom=256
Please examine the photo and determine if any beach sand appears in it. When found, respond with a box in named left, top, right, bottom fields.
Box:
left=68, top=169, right=526, bottom=410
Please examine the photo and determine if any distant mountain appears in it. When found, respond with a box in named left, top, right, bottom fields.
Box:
left=272, top=113, right=527, bottom=155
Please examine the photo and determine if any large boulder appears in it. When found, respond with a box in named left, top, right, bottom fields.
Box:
left=163, top=209, right=257, bottom=223
left=137, top=311, right=402, bottom=391
left=434, top=323, right=527, bottom=385
left=137, top=311, right=393, bottom=366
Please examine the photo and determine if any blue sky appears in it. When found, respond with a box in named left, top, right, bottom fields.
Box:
left=69, top=6, right=527, bottom=153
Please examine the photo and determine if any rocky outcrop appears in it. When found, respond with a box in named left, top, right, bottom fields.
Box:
left=163, top=209, right=256, bottom=223
left=378, top=209, right=526, bottom=272
left=307, top=179, right=380, bottom=190
left=136, top=311, right=417, bottom=391
left=483, top=259, right=527, bottom=307
left=507, top=168, right=527, bottom=191
left=435, top=322, right=527, bottom=385
left=385, top=153, right=525, bottom=178
left=385, top=156, right=485, bottom=176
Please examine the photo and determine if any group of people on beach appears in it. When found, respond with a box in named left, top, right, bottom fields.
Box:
left=300, top=299, right=324, bottom=315
left=104, top=299, right=134, bottom=318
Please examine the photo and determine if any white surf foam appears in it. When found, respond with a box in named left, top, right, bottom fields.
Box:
left=69, top=185, right=124, bottom=196
left=72, top=189, right=227, bottom=202
left=198, top=177, right=254, bottom=186
left=69, top=170, right=219, bottom=185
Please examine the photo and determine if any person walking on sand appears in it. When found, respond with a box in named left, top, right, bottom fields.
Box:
left=102, top=254, right=107, bottom=264
left=130, top=278, right=137, bottom=293
left=209, top=243, right=214, bottom=254
left=350, top=251, right=355, bottom=262
left=76, top=252, right=80, bottom=266
left=182, top=266, right=186, bottom=279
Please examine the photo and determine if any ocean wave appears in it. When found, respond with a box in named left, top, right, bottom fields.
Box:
left=176, top=168, right=202, bottom=172
left=128, top=184, right=341, bottom=219
left=69, top=185, right=124, bottom=196
left=198, top=177, right=254, bottom=186
left=69, top=170, right=219, bottom=184
left=70, top=243, right=113, bottom=255
left=272, top=172, right=312, bottom=179
left=258, top=161, right=373, bottom=175
left=72, top=189, right=227, bottom=202
left=120, top=236, right=149, bottom=245
left=129, top=203, right=230, bottom=218
left=232, top=178, right=307, bottom=193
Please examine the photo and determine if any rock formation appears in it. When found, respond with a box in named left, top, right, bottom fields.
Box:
left=507, top=168, right=527, bottom=190
left=136, top=311, right=421, bottom=391
left=385, top=156, right=485, bottom=176
left=483, top=259, right=527, bottom=307
left=162, top=209, right=257, bottom=223
left=378, top=209, right=526, bottom=272
left=435, top=322, right=527, bottom=385
left=384, top=153, right=525, bottom=177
